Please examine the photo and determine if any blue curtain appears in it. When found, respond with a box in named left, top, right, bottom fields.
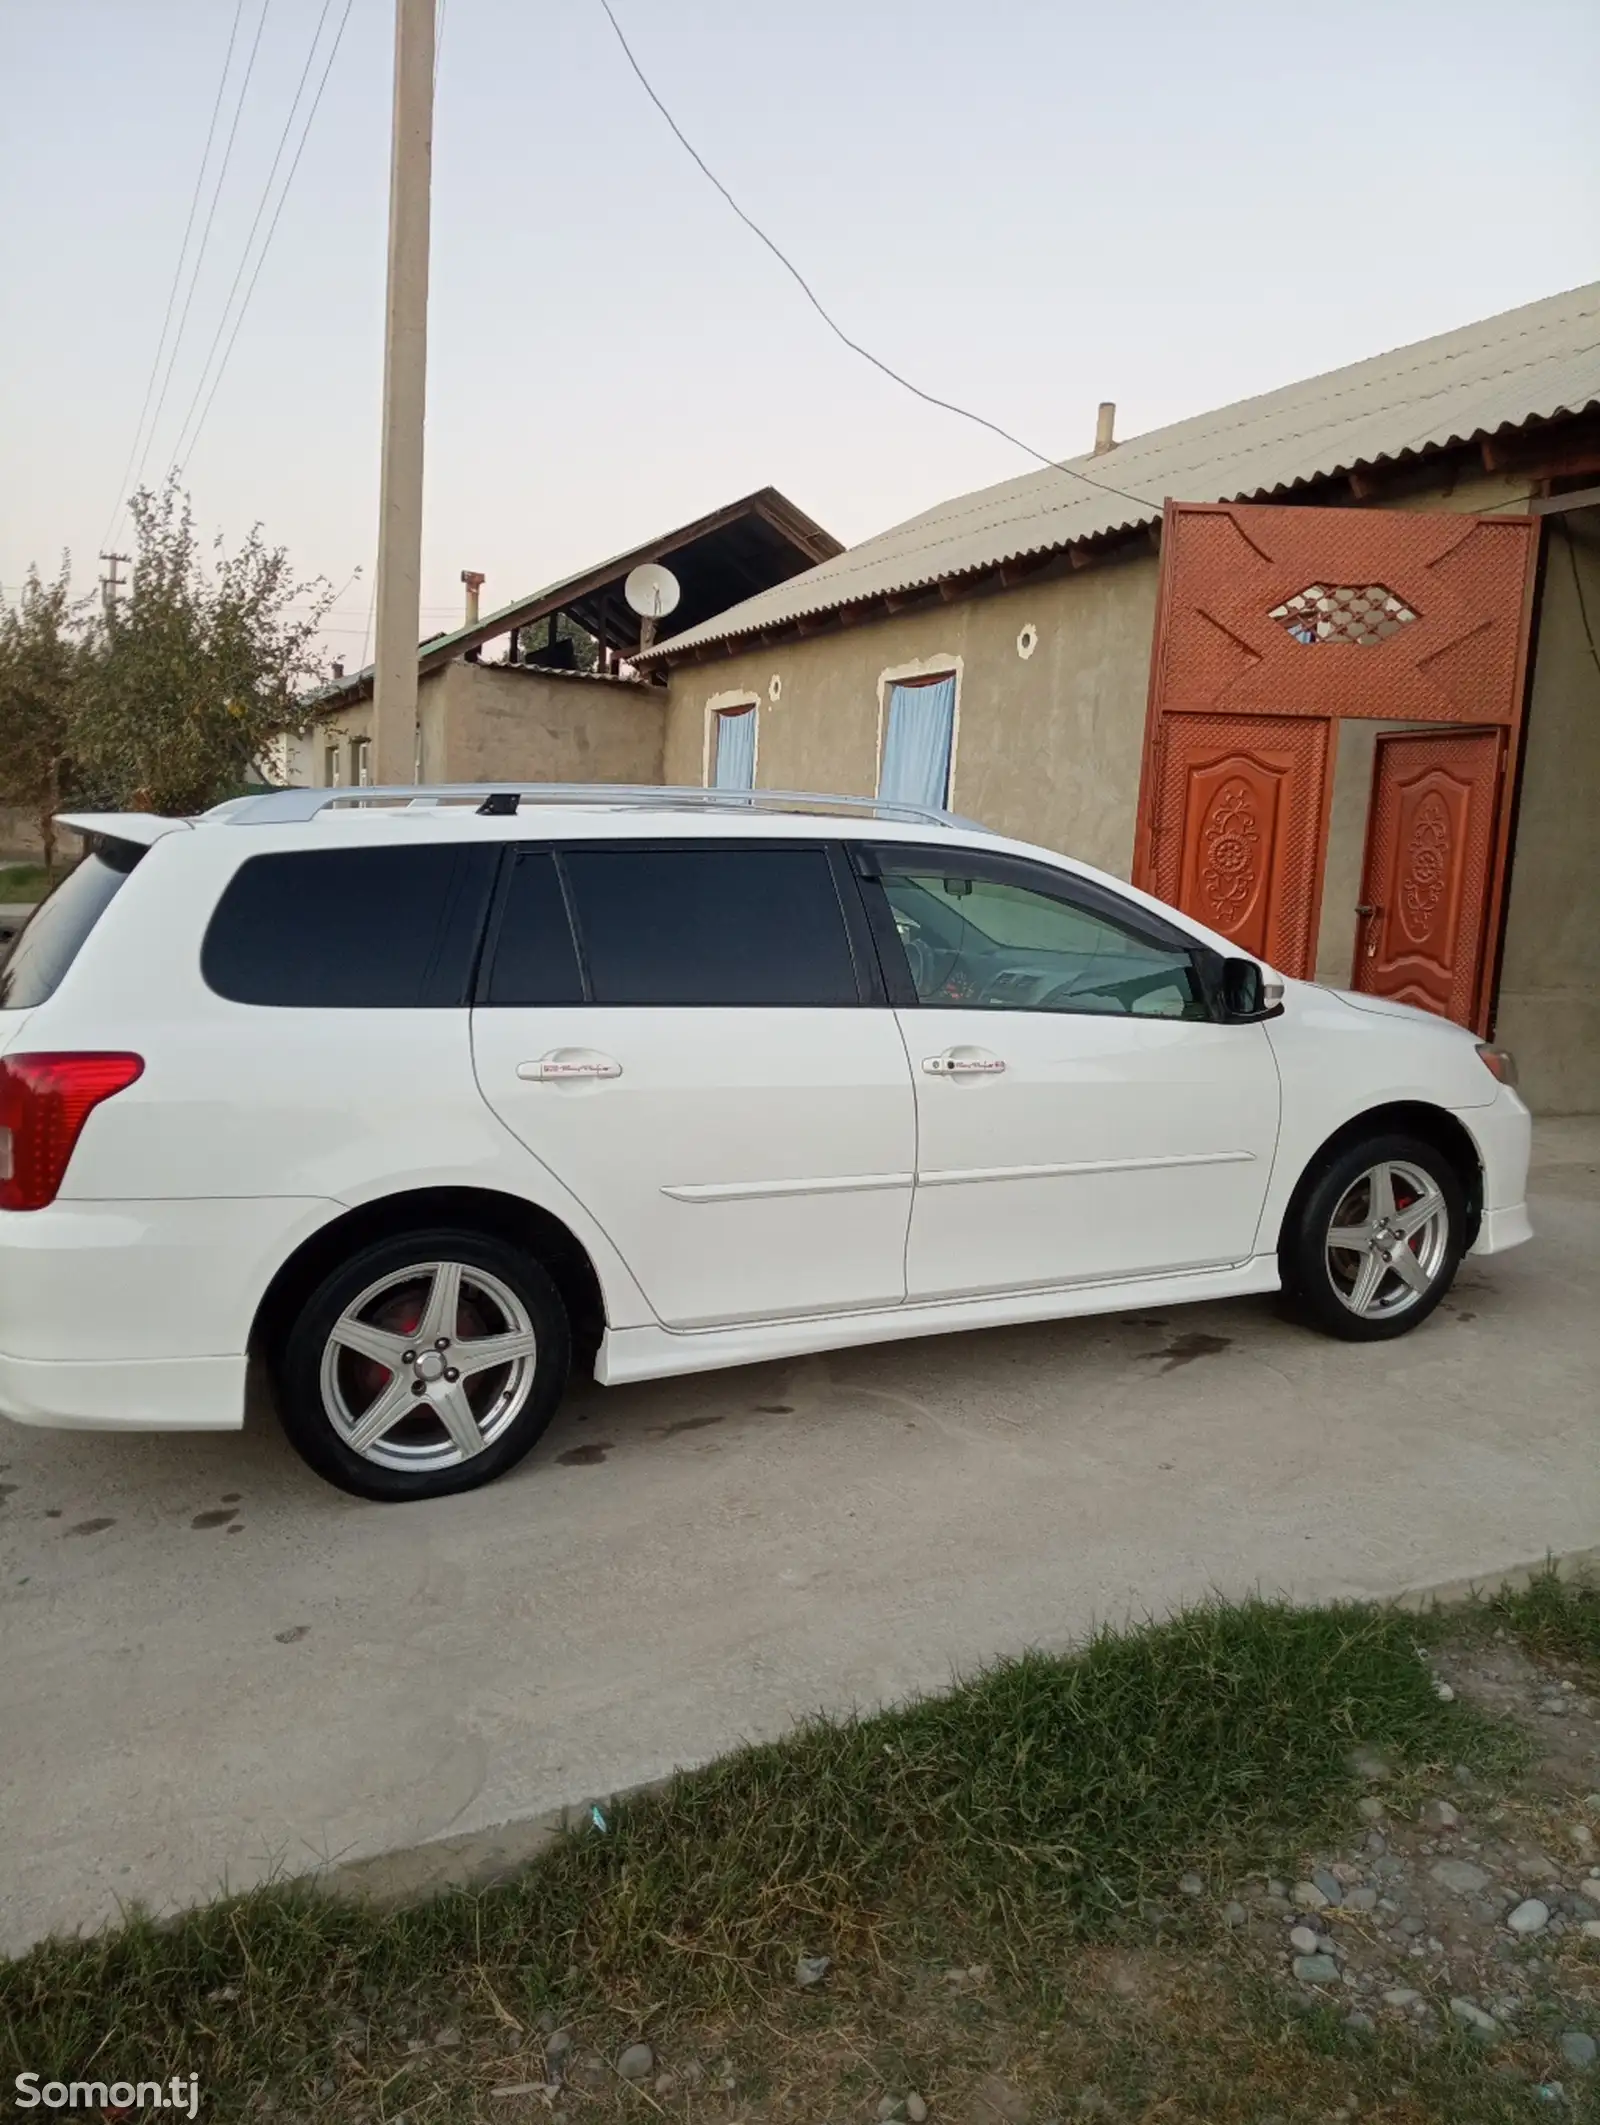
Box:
left=879, top=677, right=956, bottom=809
left=713, top=706, right=757, bottom=790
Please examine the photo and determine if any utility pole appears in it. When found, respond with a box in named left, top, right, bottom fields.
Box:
left=98, top=551, right=131, bottom=622
left=371, top=0, right=435, bottom=785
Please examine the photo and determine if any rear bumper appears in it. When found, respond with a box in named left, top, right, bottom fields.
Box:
left=0, top=1194, right=333, bottom=1433
left=0, top=1352, right=246, bottom=1431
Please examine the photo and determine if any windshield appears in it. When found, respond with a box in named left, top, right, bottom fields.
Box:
left=0, top=840, right=145, bottom=1010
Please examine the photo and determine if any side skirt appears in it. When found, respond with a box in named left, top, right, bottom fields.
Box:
left=595, top=1255, right=1282, bottom=1386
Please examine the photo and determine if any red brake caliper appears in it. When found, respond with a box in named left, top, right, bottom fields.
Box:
left=352, top=1296, right=423, bottom=1404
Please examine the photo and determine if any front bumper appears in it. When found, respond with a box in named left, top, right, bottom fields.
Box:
left=1471, top=1202, right=1533, bottom=1255
left=1460, top=1084, right=1534, bottom=1255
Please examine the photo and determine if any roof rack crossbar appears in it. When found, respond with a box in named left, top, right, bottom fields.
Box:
left=210, top=784, right=986, bottom=832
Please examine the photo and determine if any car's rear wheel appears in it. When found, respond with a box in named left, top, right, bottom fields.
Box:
left=1282, top=1132, right=1466, bottom=1342
left=275, top=1227, right=570, bottom=1500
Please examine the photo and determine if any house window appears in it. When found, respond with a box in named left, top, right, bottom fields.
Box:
left=351, top=737, right=373, bottom=787
left=878, top=672, right=957, bottom=810
left=323, top=739, right=341, bottom=787
left=712, top=704, right=757, bottom=791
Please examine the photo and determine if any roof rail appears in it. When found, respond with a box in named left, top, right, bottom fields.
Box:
left=209, top=784, right=988, bottom=832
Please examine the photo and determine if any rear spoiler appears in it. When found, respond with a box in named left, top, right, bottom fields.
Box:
left=54, top=812, right=192, bottom=848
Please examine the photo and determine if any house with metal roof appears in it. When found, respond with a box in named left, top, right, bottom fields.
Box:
left=292, top=486, right=840, bottom=791
left=638, top=282, right=1600, bottom=1112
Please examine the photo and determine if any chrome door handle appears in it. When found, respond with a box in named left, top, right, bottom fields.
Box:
left=518, top=1051, right=623, bottom=1082
left=922, top=1051, right=1006, bottom=1076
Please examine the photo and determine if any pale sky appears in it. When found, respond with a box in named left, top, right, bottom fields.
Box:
left=3, top=0, right=1596, bottom=663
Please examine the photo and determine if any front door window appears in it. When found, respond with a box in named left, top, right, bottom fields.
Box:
left=880, top=865, right=1208, bottom=1019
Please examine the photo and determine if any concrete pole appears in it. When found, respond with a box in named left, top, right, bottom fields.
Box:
left=371, top=0, right=435, bottom=785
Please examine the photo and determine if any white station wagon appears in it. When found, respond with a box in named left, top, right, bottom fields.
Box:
left=0, top=785, right=1530, bottom=1501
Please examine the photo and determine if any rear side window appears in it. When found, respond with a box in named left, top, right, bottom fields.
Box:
left=203, top=846, right=496, bottom=1007
left=560, top=845, right=861, bottom=1006
left=483, top=851, right=584, bottom=1005
left=0, top=840, right=144, bottom=1010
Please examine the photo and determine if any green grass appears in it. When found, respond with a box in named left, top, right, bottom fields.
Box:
left=0, top=862, right=53, bottom=902
left=0, top=1597, right=1521, bottom=2113
left=1445, top=1564, right=1600, bottom=1671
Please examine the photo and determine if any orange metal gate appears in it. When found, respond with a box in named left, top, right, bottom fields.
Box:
left=1133, top=500, right=1538, bottom=1027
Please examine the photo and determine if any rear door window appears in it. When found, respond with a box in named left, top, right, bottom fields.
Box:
left=482, top=850, right=584, bottom=1005
left=202, top=845, right=497, bottom=1006
left=557, top=843, right=863, bottom=1006
left=0, top=840, right=145, bottom=1010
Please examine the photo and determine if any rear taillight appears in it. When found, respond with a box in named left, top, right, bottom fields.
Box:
left=0, top=1052, right=144, bottom=1211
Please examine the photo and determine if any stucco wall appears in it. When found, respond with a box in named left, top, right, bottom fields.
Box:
left=1495, top=513, right=1600, bottom=1114
left=663, top=553, right=1161, bottom=877
left=435, top=662, right=665, bottom=785
left=302, top=663, right=665, bottom=789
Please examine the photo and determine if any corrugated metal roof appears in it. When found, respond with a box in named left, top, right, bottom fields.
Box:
left=639, top=282, right=1600, bottom=664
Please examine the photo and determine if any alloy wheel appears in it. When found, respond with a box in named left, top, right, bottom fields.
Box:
left=317, top=1259, right=539, bottom=1473
left=1324, top=1159, right=1451, bottom=1321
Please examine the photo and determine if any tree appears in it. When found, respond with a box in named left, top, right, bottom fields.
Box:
left=72, top=478, right=338, bottom=817
left=0, top=561, right=83, bottom=875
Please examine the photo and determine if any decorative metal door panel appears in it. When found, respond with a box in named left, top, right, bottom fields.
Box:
left=1354, top=728, right=1504, bottom=1028
left=1149, top=714, right=1330, bottom=972
left=1147, top=502, right=1538, bottom=726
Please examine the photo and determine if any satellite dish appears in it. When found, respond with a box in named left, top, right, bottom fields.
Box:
left=623, top=562, right=681, bottom=652
left=624, top=563, right=681, bottom=620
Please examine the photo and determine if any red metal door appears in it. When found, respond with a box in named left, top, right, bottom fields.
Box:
left=1149, top=714, right=1331, bottom=969
left=1354, top=728, right=1505, bottom=1029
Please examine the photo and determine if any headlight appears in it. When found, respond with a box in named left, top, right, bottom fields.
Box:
left=1475, top=1042, right=1518, bottom=1088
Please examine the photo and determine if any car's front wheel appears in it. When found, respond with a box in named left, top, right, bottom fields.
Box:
left=274, top=1227, right=570, bottom=1500
left=1282, top=1132, right=1467, bottom=1342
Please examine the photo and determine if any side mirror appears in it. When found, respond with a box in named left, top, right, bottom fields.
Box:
left=1197, top=949, right=1285, bottom=1022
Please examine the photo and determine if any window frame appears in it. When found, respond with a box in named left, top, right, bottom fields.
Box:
left=849, top=841, right=1219, bottom=1022
left=475, top=838, right=886, bottom=1010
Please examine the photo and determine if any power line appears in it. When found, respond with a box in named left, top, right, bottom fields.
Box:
left=594, top=0, right=1160, bottom=515
left=171, top=0, right=355, bottom=471
left=98, top=0, right=251, bottom=553
left=116, top=0, right=275, bottom=532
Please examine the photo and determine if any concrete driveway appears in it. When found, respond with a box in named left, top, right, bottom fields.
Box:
left=3, top=1122, right=1597, bottom=1957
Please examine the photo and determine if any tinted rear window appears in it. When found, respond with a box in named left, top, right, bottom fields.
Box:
left=202, top=846, right=496, bottom=1007
left=561, top=845, right=860, bottom=1006
left=483, top=850, right=584, bottom=1006
left=0, top=841, right=144, bottom=1010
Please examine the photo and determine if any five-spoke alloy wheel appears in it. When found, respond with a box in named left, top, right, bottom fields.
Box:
left=276, top=1228, right=570, bottom=1500
left=1282, top=1132, right=1467, bottom=1342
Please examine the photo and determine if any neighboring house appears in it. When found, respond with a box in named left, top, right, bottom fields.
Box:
left=292, top=487, right=841, bottom=790
left=635, top=284, right=1600, bottom=1115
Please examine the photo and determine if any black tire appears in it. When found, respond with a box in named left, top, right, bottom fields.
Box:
left=273, top=1226, right=570, bottom=1501
left=1281, top=1131, right=1466, bottom=1343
